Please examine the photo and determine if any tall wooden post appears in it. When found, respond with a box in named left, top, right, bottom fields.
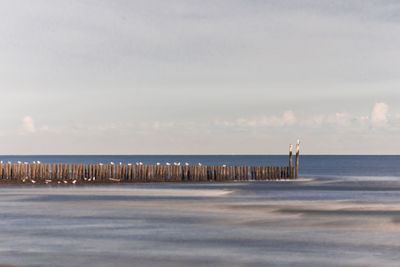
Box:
left=289, top=144, right=293, bottom=178
left=295, top=139, right=300, bottom=178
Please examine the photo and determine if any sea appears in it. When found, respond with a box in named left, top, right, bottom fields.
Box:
left=0, top=155, right=399, bottom=179
left=1, top=155, right=400, bottom=266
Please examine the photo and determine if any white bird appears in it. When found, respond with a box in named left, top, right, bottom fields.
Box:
left=198, top=163, right=202, bottom=166
left=0, top=161, right=2, bottom=164
left=37, top=161, right=41, bottom=164
left=119, top=162, right=122, bottom=165
left=99, top=163, right=103, bottom=166
left=139, top=162, right=143, bottom=165
left=185, top=163, right=189, bottom=166
left=72, top=180, right=77, bottom=184
left=110, top=162, right=115, bottom=165
left=222, top=164, right=226, bottom=167
left=24, top=162, right=28, bottom=164
left=63, top=180, right=68, bottom=184
left=128, top=163, right=132, bottom=166
left=166, top=162, right=170, bottom=166
left=177, top=162, right=181, bottom=166
left=31, top=180, right=36, bottom=184
left=33, top=161, right=36, bottom=164
left=17, top=161, right=21, bottom=164
left=156, top=162, right=160, bottom=166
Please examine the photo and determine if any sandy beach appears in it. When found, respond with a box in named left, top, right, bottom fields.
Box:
left=0, top=177, right=400, bottom=266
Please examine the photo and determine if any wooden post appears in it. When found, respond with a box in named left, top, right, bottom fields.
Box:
left=295, top=139, right=300, bottom=179
left=289, top=144, right=293, bottom=178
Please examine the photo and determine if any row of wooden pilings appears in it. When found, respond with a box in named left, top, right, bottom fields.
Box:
left=0, top=142, right=300, bottom=183
left=0, top=163, right=296, bottom=183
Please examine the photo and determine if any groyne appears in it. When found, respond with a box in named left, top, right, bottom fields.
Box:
left=0, top=143, right=300, bottom=184
left=0, top=163, right=296, bottom=184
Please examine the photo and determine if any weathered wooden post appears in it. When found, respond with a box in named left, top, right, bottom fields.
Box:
left=295, top=139, right=300, bottom=178
left=289, top=144, right=293, bottom=178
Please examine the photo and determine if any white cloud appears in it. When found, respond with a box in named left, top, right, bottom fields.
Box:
left=213, top=103, right=397, bottom=131
left=215, top=110, right=296, bottom=128
left=282, top=110, right=296, bottom=125
left=371, top=102, right=388, bottom=127
left=151, top=121, right=175, bottom=130
left=334, top=112, right=352, bottom=127
left=21, top=116, right=36, bottom=134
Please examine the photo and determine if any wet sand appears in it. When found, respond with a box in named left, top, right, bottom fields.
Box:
left=1, top=178, right=400, bottom=266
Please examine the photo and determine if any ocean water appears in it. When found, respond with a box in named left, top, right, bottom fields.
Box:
left=1, top=156, right=400, bottom=266
left=0, top=155, right=399, bottom=179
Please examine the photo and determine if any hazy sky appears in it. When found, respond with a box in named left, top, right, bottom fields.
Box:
left=0, top=0, right=399, bottom=154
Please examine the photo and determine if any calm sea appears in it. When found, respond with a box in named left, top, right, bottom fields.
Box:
left=0, top=155, right=399, bottom=179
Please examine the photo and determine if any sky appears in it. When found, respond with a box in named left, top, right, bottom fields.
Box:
left=0, top=0, right=399, bottom=154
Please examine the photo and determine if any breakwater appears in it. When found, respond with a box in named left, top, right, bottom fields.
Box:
left=0, top=163, right=296, bottom=184
left=0, top=143, right=300, bottom=184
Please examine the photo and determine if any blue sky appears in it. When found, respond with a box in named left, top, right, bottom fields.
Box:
left=0, top=0, right=399, bottom=154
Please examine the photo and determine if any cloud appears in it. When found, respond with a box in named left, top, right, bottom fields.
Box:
left=19, top=116, right=50, bottom=135
left=371, top=102, right=388, bottom=127
left=21, top=116, right=36, bottom=133
left=213, top=103, right=397, bottom=131
left=215, top=110, right=296, bottom=128
left=334, top=112, right=352, bottom=127
left=282, top=110, right=296, bottom=125
left=151, top=121, right=175, bottom=130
